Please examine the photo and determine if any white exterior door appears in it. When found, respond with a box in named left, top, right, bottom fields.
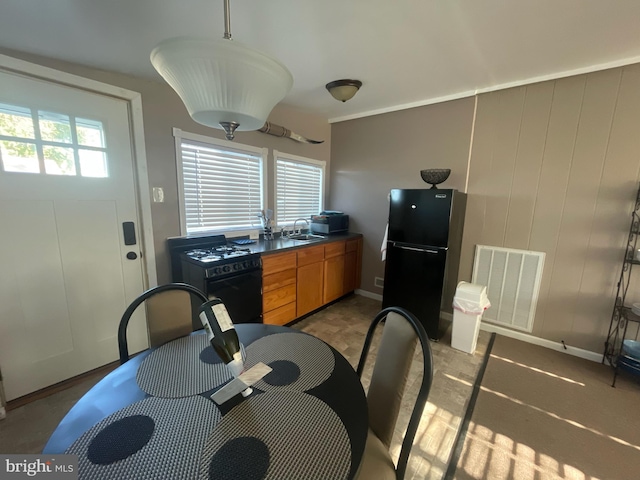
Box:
left=0, top=69, right=149, bottom=401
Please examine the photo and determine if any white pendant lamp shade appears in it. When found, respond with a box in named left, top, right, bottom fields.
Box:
left=151, top=36, right=293, bottom=138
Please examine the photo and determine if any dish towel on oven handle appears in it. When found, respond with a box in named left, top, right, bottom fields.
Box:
left=381, top=224, right=388, bottom=261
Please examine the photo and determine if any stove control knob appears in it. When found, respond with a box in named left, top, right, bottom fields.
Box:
left=213, top=267, right=222, bottom=276
left=223, top=265, right=231, bottom=273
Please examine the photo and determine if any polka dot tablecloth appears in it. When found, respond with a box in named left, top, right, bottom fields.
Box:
left=54, top=326, right=367, bottom=480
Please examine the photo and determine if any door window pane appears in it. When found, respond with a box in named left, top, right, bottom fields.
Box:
left=43, top=145, right=76, bottom=175
left=1, top=140, right=39, bottom=173
left=0, top=104, right=110, bottom=178
left=79, top=149, right=108, bottom=178
left=0, top=103, right=34, bottom=139
left=39, top=111, right=72, bottom=144
left=76, top=118, right=105, bottom=148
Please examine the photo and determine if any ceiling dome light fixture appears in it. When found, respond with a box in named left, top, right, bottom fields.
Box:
left=325, top=79, right=362, bottom=102
left=150, top=0, right=293, bottom=140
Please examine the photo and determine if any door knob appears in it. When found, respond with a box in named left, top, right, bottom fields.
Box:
left=126, top=252, right=138, bottom=260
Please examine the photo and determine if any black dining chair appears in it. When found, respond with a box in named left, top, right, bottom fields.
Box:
left=117, top=283, right=209, bottom=364
left=355, top=306, right=434, bottom=480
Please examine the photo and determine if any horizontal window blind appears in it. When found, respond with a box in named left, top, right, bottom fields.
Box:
left=179, top=139, right=264, bottom=234
left=275, top=154, right=324, bottom=226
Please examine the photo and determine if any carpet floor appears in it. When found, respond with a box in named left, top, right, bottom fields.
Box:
left=451, top=334, right=640, bottom=480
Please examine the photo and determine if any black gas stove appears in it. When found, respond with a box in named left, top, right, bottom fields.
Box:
left=167, top=234, right=262, bottom=324
left=181, top=245, right=261, bottom=279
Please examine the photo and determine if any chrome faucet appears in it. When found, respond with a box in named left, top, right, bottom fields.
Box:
left=293, top=218, right=309, bottom=235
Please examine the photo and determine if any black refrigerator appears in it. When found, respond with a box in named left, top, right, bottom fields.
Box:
left=382, top=188, right=467, bottom=340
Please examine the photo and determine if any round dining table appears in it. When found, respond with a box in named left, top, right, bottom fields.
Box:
left=43, top=324, right=368, bottom=480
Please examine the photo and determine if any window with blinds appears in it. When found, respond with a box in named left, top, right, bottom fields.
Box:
left=274, top=150, right=325, bottom=227
left=174, top=129, right=266, bottom=234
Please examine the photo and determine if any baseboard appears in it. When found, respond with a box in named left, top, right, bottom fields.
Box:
left=370, top=303, right=601, bottom=363
left=355, top=289, right=382, bottom=301
left=478, top=323, right=602, bottom=363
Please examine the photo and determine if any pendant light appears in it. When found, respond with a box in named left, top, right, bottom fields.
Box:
left=150, top=0, right=293, bottom=140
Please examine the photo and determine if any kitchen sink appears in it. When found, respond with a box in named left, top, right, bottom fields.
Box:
left=285, top=233, right=325, bottom=242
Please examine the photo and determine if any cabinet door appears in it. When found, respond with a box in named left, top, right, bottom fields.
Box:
left=298, top=261, right=324, bottom=317
left=323, top=254, right=345, bottom=303
left=344, top=237, right=362, bottom=294
left=344, top=250, right=357, bottom=294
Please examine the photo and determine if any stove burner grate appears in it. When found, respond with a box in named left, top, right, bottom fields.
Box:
left=184, top=246, right=252, bottom=263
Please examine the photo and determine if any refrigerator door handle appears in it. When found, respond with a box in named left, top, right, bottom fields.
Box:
left=393, top=243, right=439, bottom=254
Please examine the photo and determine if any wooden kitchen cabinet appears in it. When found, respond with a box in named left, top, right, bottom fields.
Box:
left=323, top=241, right=346, bottom=304
left=297, top=245, right=324, bottom=317
left=262, top=251, right=297, bottom=325
left=261, top=236, right=362, bottom=325
left=343, top=237, right=362, bottom=294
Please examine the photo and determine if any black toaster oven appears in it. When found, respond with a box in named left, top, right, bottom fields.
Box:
left=310, top=212, right=349, bottom=234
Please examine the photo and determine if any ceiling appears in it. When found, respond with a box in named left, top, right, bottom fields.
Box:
left=1, top=0, right=640, bottom=123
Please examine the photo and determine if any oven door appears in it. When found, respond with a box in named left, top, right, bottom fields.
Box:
left=206, top=269, right=263, bottom=324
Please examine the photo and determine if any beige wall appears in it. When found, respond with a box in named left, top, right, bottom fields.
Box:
left=5, top=46, right=640, bottom=353
left=331, top=63, right=640, bottom=353
left=463, top=64, right=640, bottom=353
left=329, top=98, right=476, bottom=295
left=0, top=48, right=331, bottom=284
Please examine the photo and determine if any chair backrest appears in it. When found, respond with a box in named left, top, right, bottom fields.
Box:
left=356, top=306, right=433, bottom=480
left=118, top=283, right=208, bottom=364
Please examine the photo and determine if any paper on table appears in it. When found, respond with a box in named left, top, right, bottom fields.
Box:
left=210, top=362, right=273, bottom=405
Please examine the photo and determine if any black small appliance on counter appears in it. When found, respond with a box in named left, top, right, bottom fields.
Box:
left=310, top=211, right=349, bottom=235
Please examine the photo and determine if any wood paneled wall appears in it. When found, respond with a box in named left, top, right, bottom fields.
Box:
left=460, top=64, right=640, bottom=352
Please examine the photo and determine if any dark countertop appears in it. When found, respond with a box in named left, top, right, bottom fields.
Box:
left=236, top=232, right=363, bottom=255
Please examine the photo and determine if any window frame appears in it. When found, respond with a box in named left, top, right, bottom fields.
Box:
left=273, top=149, right=326, bottom=228
left=173, top=128, right=268, bottom=236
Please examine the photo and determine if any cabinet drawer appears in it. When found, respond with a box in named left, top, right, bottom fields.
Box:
left=297, top=245, right=324, bottom=267
left=263, top=268, right=296, bottom=293
left=346, top=238, right=360, bottom=253
left=263, top=301, right=297, bottom=326
left=262, top=251, right=297, bottom=275
left=324, top=241, right=346, bottom=258
left=263, top=283, right=297, bottom=312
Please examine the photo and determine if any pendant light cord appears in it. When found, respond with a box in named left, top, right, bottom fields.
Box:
left=223, top=0, right=232, bottom=40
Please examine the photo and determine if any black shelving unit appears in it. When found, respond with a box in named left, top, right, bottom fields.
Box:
left=603, top=183, right=640, bottom=386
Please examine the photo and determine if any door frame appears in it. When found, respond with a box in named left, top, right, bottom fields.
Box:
left=0, top=53, right=157, bottom=288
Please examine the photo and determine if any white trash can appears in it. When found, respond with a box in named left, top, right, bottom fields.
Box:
left=451, top=281, right=491, bottom=354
